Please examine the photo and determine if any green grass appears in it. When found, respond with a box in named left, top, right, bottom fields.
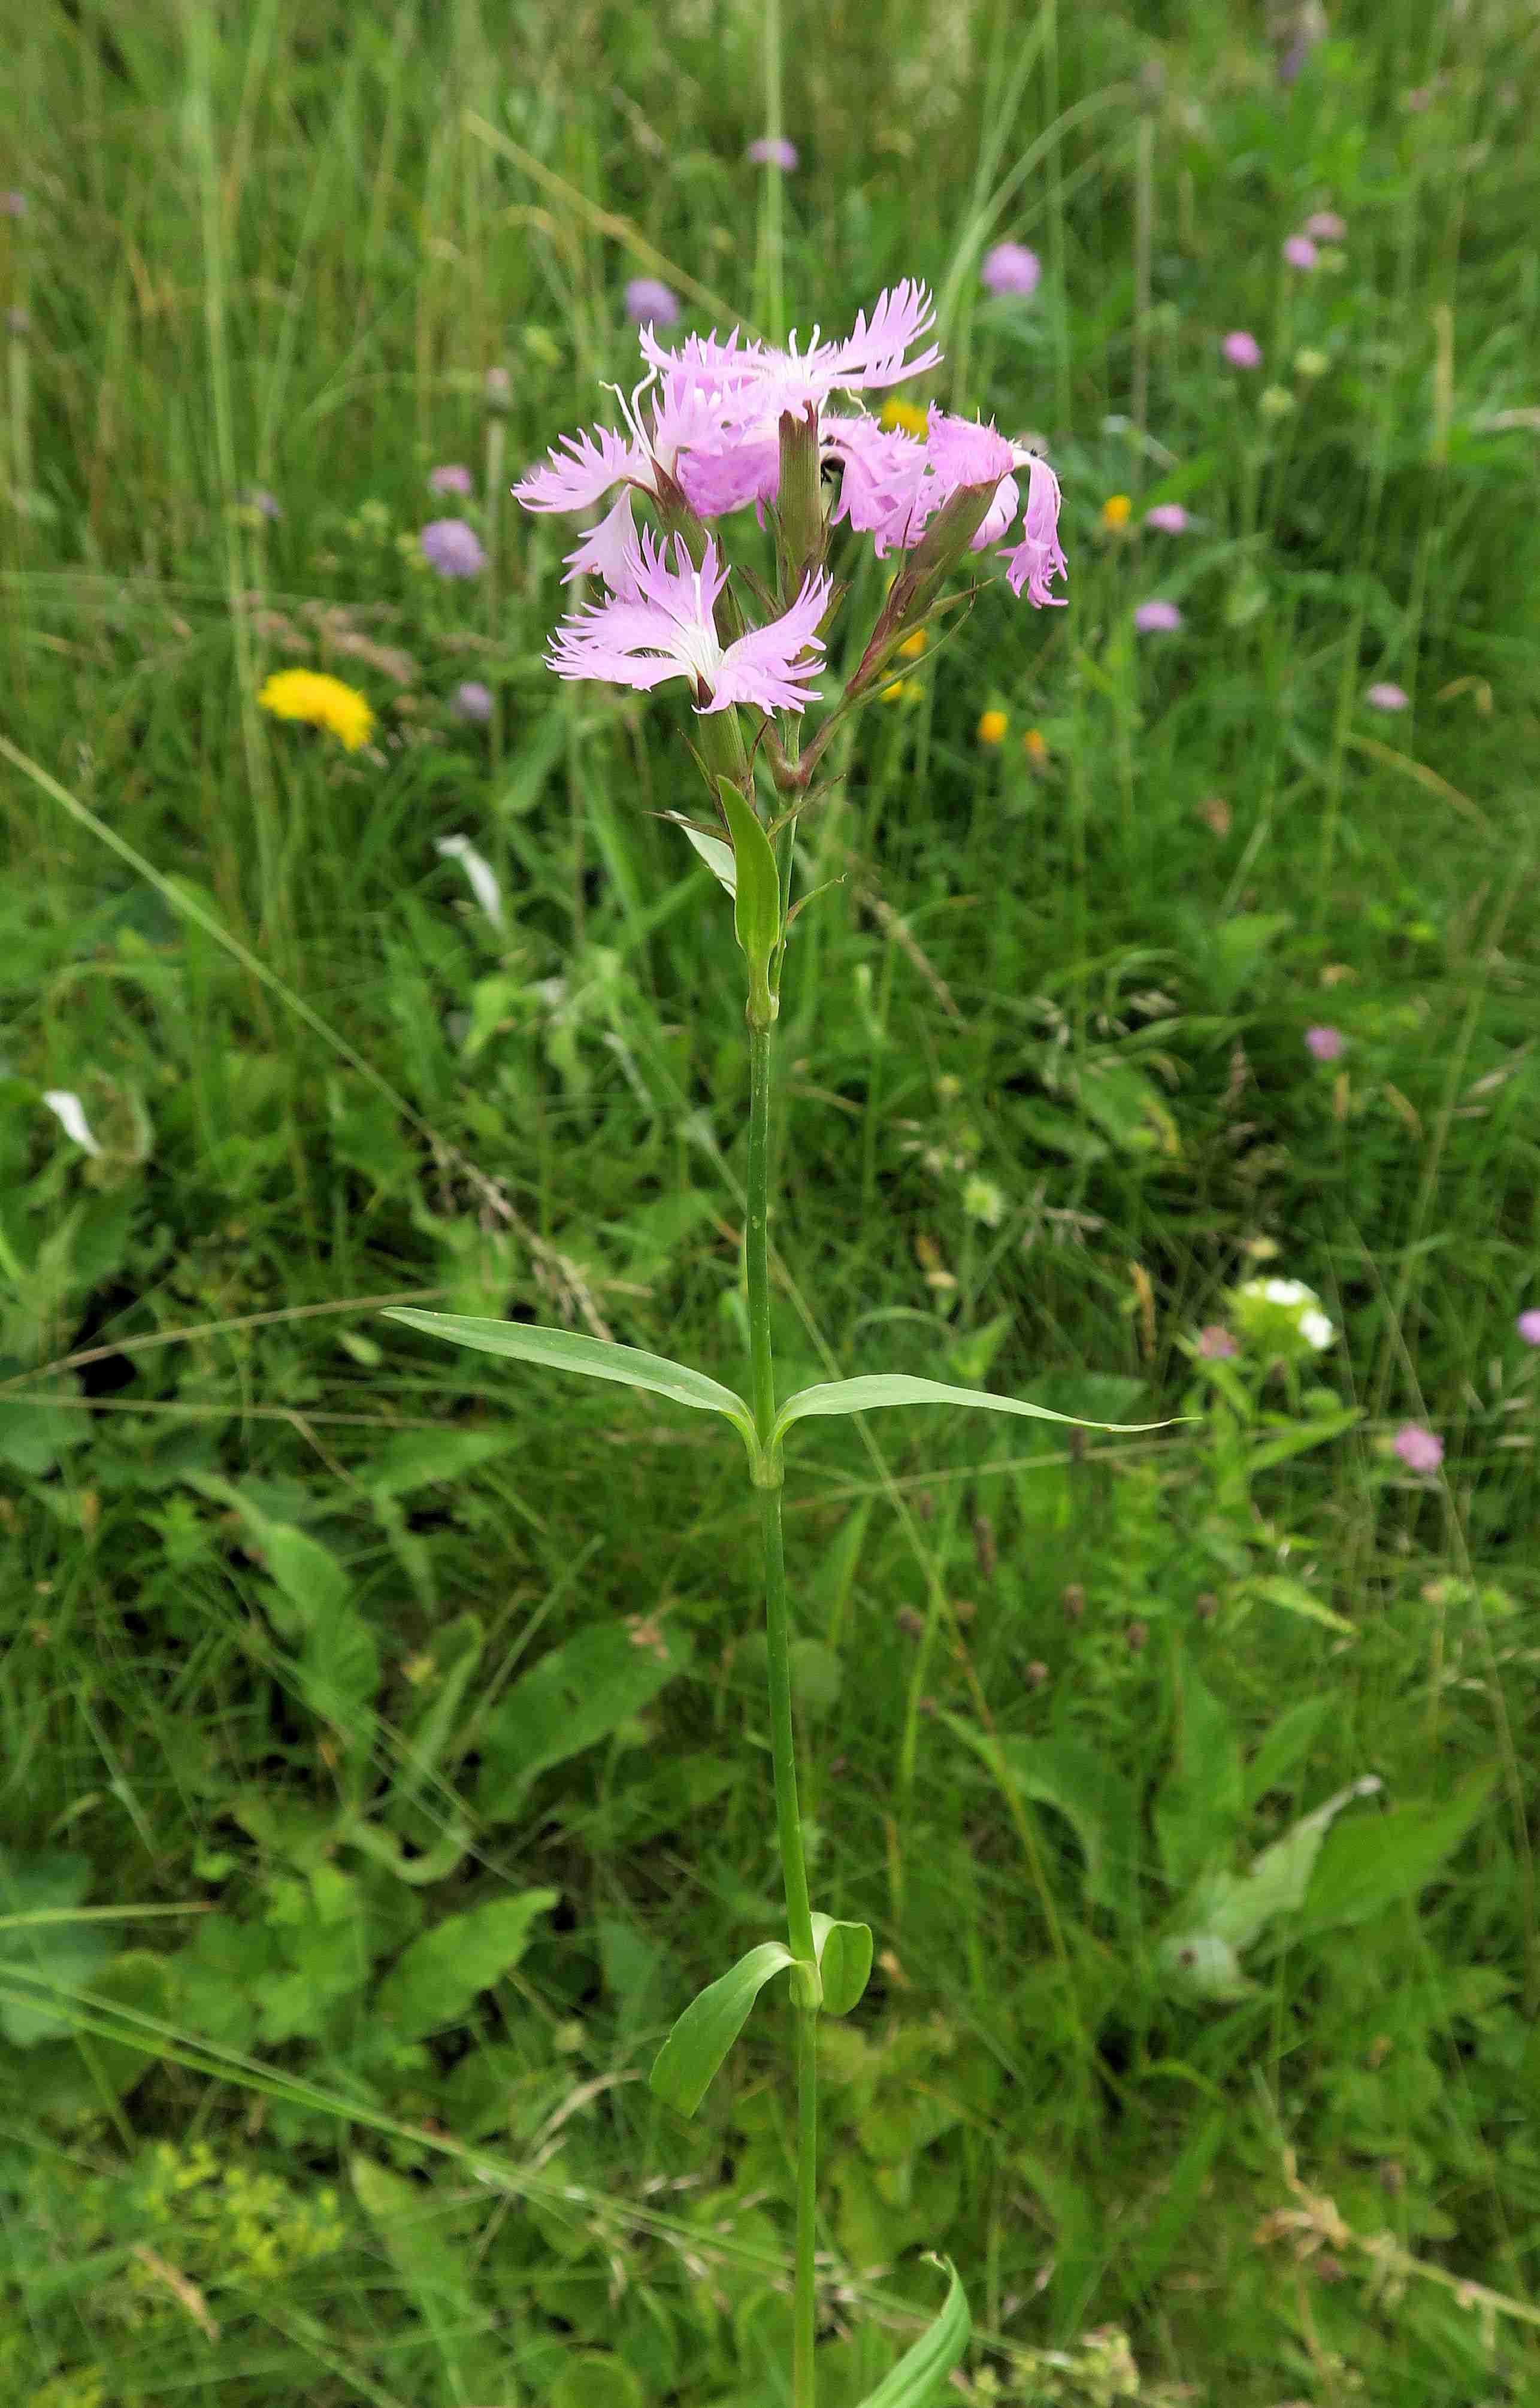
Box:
left=2, top=2, right=1539, bottom=2403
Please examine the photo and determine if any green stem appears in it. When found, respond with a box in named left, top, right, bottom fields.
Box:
left=746, top=1010, right=819, bottom=2408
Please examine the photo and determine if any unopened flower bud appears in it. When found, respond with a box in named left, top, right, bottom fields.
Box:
left=1125, top=1619, right=1149, bottom=1652
left=1061, top=1583, right=1085, bottom=1622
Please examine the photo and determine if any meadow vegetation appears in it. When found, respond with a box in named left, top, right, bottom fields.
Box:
left=2, top=3, right=1539, bottom=2403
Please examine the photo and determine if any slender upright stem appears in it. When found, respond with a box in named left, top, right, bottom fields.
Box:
left=746, top=1008, right=819, bottom=2408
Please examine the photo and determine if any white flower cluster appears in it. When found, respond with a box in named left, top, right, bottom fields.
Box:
left=1236, top=1276, right=1336, bottom=1352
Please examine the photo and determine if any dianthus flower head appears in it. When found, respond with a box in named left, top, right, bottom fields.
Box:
left=547, top=526, right=829, bottom=716
left=625, top=276, right=680, bottom=328
left=981, top=241, right=1041, bottom=298
left=420, top=518, right=486, bottom=577
left=429, top=463, right=473, bottom=496
left=1144, top=502, right=1189, bottom=533
left=999, top=453, right=1068, bottom=606
left=1304, top=210, right=1346, bottom=240
left=1134, top=598, right=1182, bottom=632
left=1305, top=1024, right=1345, bottom=1061
left=1282, top=234, right=1319, bottom=270
left=1223, top=330, right=1262, bottom=369
left=259, top=668, right=374, bottom=752
left=1393, top=1423, right=1444, bottom=1473
left=1517, top=1309, right=1540, bottom=1346
left=748, top=137, right=798, bottom=170
left=1366, top=680, right=1408, bottom=711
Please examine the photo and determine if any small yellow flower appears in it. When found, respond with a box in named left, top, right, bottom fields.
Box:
left=976, top=708, right=1008, bottom=746
left=1022, top=727, right=1048, bottom=765
left=898, top=631, right=928, bottom=659
left=880, top=398, right=930, bottom=437
left=881, top=677, right=925, bottom=704
left=1294, top=347, right=1329, bottom=380
left=1100, top=493, right=1132, bottom=531
left=258, top=668, right=375, bottom=752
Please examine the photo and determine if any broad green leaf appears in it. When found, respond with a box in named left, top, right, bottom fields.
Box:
left=550, top=2352, right=647, bottom=2408
left=854, top=2258, right=970, bottom=2408
left=649, top=1940, right=794, bottom=2115
left=352, top=2155, right=497, bottom=2389
left=663, top=810, right=736, bottom=896
left=185, top=1475, right=350, bottom=1634
left=299, top=1601, right=379, bottom=1736
left=382, top=1308, right=753, bottom=1437
left=789, top=1637, right=843, bottom=1719
left=87, top=1949, right=173, bottom=2098
left=1297, top=1768, right=1493, bottom=1934
left=1154, top=1663, right=1243, bottom=1893
left=374, top=1889, right=558, bottom=2040
left=0, top=1849, right=111, bottom=2047
left=942, top=1719, right=1139, bottom=1922
left=716, top=778, right=781, bottom=1016
left=1154, top=1930, right=1256, bottom=2003
left=811, top=1914, right=873, bottom=2018
left=774, top=1373, right=1169, bottom=1446
left=476, top=1622, right=693, bottom=1821
left=1246, top=1573, right=1356, bottom=1635
left=1158, top=1777, right=1387, bottom=1998
left=365, top=1426, right=525, bottom=1499
left=1242, top=1695, right=1334, bottom=1809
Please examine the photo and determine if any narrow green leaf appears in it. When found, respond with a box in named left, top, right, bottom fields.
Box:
left=716, top=778, right=781, bottom=1013
left=662, top=810, right=737, bottom=896
left=774, top=1373, right=1170, bottom=1447
left=382, top=1308, right=753, bottom=1434
left=810, top=1913, right=873, bottom=2018
left=649, top=1940, right=794, bottom=2116
left=854, top=2258, right=970, bottom=2408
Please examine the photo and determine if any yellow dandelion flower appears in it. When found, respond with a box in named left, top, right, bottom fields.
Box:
left=1022, top=727, right=1048, bottom=765
left=898, top=631, right=928, bottom=659
left=1100, top=493, right=1132, bottom=531
left=880, top=399, right=929, bottom=437
left=258, top=669, right=375, bottom=752
left=976, top=708, right=1008, bottom=746
left=880, top=678, right=925, bottom=705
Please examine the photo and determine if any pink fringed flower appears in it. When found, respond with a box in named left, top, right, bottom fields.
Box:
left=1223, top=331, right=1262, bottom=369
left=1517, top=1310, right=1540, bottom=1346
left=1144, top=503, right=1190, bottom=533
left=429, top=464, right=473, bottom=496
left=1282, top=235, right=1319, bottom=270
left=1393, top=1424, right=1444, bottom=1473
left=1000, top=455, right=1069, bottom=607
left=1134, top=598, right=1182, bottom=632
left=1305, top=1025, right=1345, bottom=1062
left=1304, top=210, right=1346, bottom=240
left=748, top=137, right=798, bottom=170
left=547, top=527, right=830, bottom=715
left=1366, top=680, right=1409, bottom=711
left=821, top=415, right=928, bottom=552
left=1197, top=1325, right=1238, bottom=1360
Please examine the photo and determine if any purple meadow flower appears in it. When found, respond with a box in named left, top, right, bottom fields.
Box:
left=624, top=276, right=681, bottom=328
left=547, top=526, right=830, bottom=716
left=452, top=679, right=494, bottom=723
left=429, top=463, right=474, bottom=496
left=7, top=306, right=29, bottom=336
left=1366, top=681, right=1409, bottom=711
left=1304, top=210, right=1346, bottom=241
left=748, top=137, right=798, bottom=171
left=1282, top=235, right=1320, bottom=270
left=1134, top=599, right=1182, bottom=633
left=1517, top=1309, right=1540, bottom=1346
left=1143, top=503, right=1190, bottom=533
left=420, top=518, right=486, bottom=578
left=1197, top=1325, right=1238, bottom=1359
left=2, top=191, right=26, bottom=218
left=1223, top=331, right=1262, bottom=369
left=1393, top=1423, right=1444, bottom=1473
left=981, top=242, right=1042, bottom=299
left=1305, top=1025, right=1345, bottom=1062
left=246, top=487, right=282, bottom=520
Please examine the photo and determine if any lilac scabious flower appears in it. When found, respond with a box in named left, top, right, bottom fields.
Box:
left=1282, top=234, right=1319, bottom=270
left=547, top=526, right=830, bottom=716
left=1134, top=599, right=1182, bottom=632
left=748, top=137, right=798, bottom=170
left=420, top=519, right=486, bottom=577
left=1366, top=680, right=1408, bottom=711
left=430, top=463, right=474, bottom=496
left=981, top=242, right=1041, bottom=298
left=246, top=487, right=282, bottom=519
left=452, top=679, right=494, bottom=722
left=1304, top=210, right=1346, bottom=241
left=1144, top=503, right=1190, bottom=533
left=1393, top=1423, right=1444, bottom=1473
left=625, top=276, right=680, bottom=328
left=1197, top=1325, right=1238, bottom=1359
left=1517, top=1309, right=1540, bottom=1346
left=1223, top=331, right=1262, bottom=369
left=1305, top=1025, right=1345, bottom=1062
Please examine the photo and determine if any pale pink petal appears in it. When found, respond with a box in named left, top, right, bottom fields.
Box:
left=561, top=489, right=645, bottom=594
left=1000, top=456, right=1068, bottom=605
left=828, top=281, right=942, bottom=390
left=515, top=420, right=645, bottom=512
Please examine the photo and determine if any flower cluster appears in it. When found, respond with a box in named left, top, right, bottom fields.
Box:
left=513, top=282, right=1066, bottom=720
